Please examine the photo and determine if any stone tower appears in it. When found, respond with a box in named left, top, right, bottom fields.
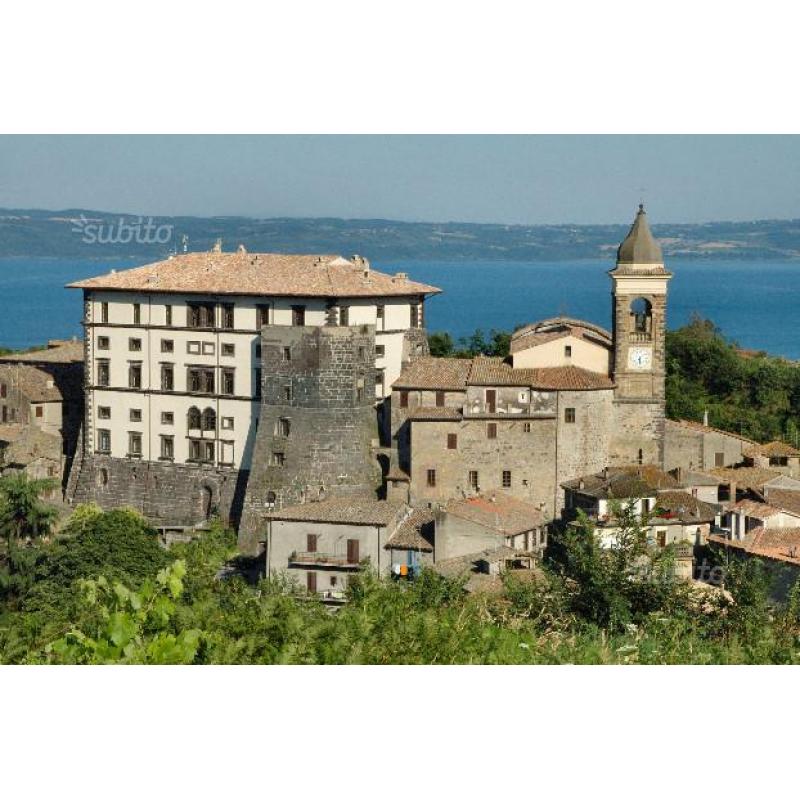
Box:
left=609, top=205, right=672, bottom=466
left=238, top=324, right=381, bottom=554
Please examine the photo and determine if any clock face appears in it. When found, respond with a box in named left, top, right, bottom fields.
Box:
left=628, top=347, right=652, bottom=370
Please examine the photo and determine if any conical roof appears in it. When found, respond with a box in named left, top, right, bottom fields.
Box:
left=616, top=204, right=663, bottom=266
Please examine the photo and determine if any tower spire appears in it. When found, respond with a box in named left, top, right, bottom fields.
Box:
left=615, top=204, right=663, bottom=268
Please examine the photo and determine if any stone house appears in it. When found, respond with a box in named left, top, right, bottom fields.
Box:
left=434, top=492, right=547, bottom=562
left=664, top=418, right=756, bottom=472
left=667, top=467, right=722, bottom=504
left=264, top=497, right=410, bottom=603
left=723, top=499, right=800, bottom=542
left=742, top=441, right=800, bottom=477
left=384, top=508, right=435, bottom=576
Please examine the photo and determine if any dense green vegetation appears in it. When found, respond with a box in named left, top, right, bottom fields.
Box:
left=428, top=316, right=800, bottom=445
left=2, top=475, right=800, bottom=664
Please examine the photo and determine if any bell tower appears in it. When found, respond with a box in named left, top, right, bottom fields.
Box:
left=609, top=205, right=672, bottom=466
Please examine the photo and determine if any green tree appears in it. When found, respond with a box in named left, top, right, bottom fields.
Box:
left=0, top=474, right=58, bottom=542
left=427, top=331, right=454, bottom=357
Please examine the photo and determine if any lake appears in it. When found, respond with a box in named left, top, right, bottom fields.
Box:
left=0, top=256, right=796, bottom=357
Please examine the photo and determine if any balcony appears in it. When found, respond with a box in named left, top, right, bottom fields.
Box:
left=628, top=331, right=652, bottom=343
left=289, top=551, right=361, bottom=569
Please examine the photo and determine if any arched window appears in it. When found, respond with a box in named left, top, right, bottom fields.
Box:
left=202, top=407, right=216, bottom=431
left=630, top=298, right=652, bottom=335
left=188, top=406, right=201, bottom=430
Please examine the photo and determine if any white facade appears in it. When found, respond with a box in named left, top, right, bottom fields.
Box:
left=83, top=289, right=424, bottom=472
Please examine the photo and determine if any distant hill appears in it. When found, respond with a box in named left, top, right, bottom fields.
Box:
left=3, top=207, right=800, bottom=261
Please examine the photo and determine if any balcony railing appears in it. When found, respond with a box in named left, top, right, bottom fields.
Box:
left=628, top=331, right=653, bottom=343
left=289, top=551, right=361, bottom=569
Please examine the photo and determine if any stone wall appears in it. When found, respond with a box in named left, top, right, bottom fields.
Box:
left=238, top=325, right=381, bottom=553
left=663, top=420, right=749, bottom=472
left=610, top=400, right=665, bottom=468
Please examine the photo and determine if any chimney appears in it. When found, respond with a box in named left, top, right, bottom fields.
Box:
left=703, top=409, right=709, bottom=427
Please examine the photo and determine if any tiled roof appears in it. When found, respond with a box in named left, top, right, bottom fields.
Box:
left=652, top=491, right=718, bottom=523
left=443, top=492, right=545, bottom=536
left=668, top=468, right=722, bottom=487
left=0, top=363, right=81, bottom=403
left=266, top=497, right=407, bottom=526
left=710, top=528, right=800, bottom=566
left=710, top=466, right=783, bottom=492
left=468, top=357, right=614, bottom=390
left=562, top=466, right=680, bottom=499
left=68, top=252, right=440, bottom=298
left=666, top=419, right=758, bottom=446
left=0, top=340, right=83, bottom=365
left=510, top=317, right=613, bottom=355
left=407, top=406, right=463, bottom=421
left=763, top=489, right=800, bottom=516
left=744, top=440, right=800, bottom=458
left=393, top=357, right=471, bottom=390
left=385, top=508, right=435, bottom=552
left=729, top=499, right=786, bottom=520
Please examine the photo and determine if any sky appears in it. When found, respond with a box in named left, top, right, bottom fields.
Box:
left=1, top=135, right=799, bottom=225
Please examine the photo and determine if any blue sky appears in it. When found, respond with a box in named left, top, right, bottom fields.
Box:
left=1, top=135, right=798, bottom=225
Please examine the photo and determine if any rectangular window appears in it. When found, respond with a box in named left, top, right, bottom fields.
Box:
left=291, top=305, right=306, bottom=326
left=376, top=304, right=385, bottom=329
left=202, top=342, right=215, bottom=355
left=410, top=302, right=422, bottom=328
left=97, top=336, right=110, bottom=350
left=282, top=346, right=291, bottom=362
left=98, top=406, right=111, bottom=419
left=128, top=362, right=142, bottom=389
left=221, top=416, right=234, bottom=430
left=189, top=440, right=201, bottom=461
left=307, top=534, right=318, bottom=553
left=0, top=383, right=5, bottom=399
left=502, top=470, right=512, bottom=488
left=523, top=422, right=531, bottom=433
left=188, top=368, right=215, bottom=394
left=132, top=304, right=141, bottom=325
left=271, top=452, right=286, bottom=467
left=97, top=429, right=111, bottom=453
left=35, top=405, right=43, bottom=418
left=204, top=441, right=215, bottom=462
left=468, top=470, right=479, bottom=490
left=129, top=337, right=142, bottom=352
left=564, top=345, right=572, bottom=358
left=486, top=389, right=496, bottom=414
left=254, top=368, right=262, bottom=398
left=436, top=391, right=445, bottom=407
left=129, top=408, right=142, bottom=422
left=128, top=431, right=142, bottom=457
left=375, top=344, right=385, bottom=357
left=487, top=422, right=497, bottom=439
left=400, top=390, right=409, bottom=408
left=283, top=384, right=291, bottom=403
left=161, top=411, right=174, bottom=425
left=220, top=440, right=234, bottom=465
left=161, top=363, right=174, bottom=391
left=257, top=305, right=270, bottom=328
left=346, top=539, right=360, bottom=564
left=564, top=407, right=576, bottom=424
left=275, top=417, right=290, bottom=437
left=221, top=368, right=235, bottom=396
left=100, top=302, right=108, bottom=323
left=160, top=435, right=174, bottom=460
left=187, top=341, right=201, bottom=355
left=221, top=304, right=235, bottom=330
left=427, top=468, right=437, bottom=487
left=188, top=303, right=215, bottom=329
left=97, top=360, right=110, bottom=387
left=715, top=452, right=725, bottom=467
left=447, top=433, right=458, bottom=450
left=165, top=305, right=172, bottom=326
left=222, top=343, right=235, bottom=357
left=161, top=339, right=174, bottom=353
left=306, top=572, right=317, bottom=593
left=339, top=306, right=349, bottom=326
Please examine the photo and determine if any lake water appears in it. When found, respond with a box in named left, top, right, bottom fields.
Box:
left=0, top=256, right=797, bottom=357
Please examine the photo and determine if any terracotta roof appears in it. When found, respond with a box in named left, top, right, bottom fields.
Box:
left=668, top=468, right=722, bottom=487
left=443, top=492, right=545, bottom=536
left=666, top=419, right=758, bottom=446
left=0, top=340, right=83, bottom=365
left=762, top=489, right=800, bottom=516
left=385, top=508, right=434, bottom=552
left=0, top=363, right=79, bottom=403
left=729, top=499, right=786, bottom=520
left=744, top=440, right=800, bottom=458
left=266, top=497, right=407, bottom=526
left=710, top=466, right=783, bottom=492
left=710, top=528, right=800, bottom=566
left=407, top=406, right=462, bottom=421
left=652, top=491, right=718, bottom=524
left=468, top=357, right=614, bottom=390
left=562, top=466, right=680, bottom=499
left=510, top=317, right=612, bottom=355
left=67, top=252, right=440, bottom=298
left=393, top=357, right=471, bottom=390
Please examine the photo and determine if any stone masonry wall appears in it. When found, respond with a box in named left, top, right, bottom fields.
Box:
left=238, top=324, right=381, bottom=553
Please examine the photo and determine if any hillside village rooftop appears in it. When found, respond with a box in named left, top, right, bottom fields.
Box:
left=67, top=252, right=441, bottom=298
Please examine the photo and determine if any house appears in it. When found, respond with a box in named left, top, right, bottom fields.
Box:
left=0, top=424, right=62, bottom=491
left=384, top=507, right=435, bottom=576
left=433, top=492, right=547, bottom=562
left=648, top=491, right=719, bottom=547
left=433, top=545, right=543, bottom=595
left=723, top=499, right=800, bottom=542
left=664, top=418, right=757, bottom=472
left=743, top=441, right=800, bottom=477
left=264, top=497, right=410, bottom=603
left=667, top=467, right=721, bottom=504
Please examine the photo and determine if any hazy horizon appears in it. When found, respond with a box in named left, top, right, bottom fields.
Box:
left=2, top=135, right=800, bottom=226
